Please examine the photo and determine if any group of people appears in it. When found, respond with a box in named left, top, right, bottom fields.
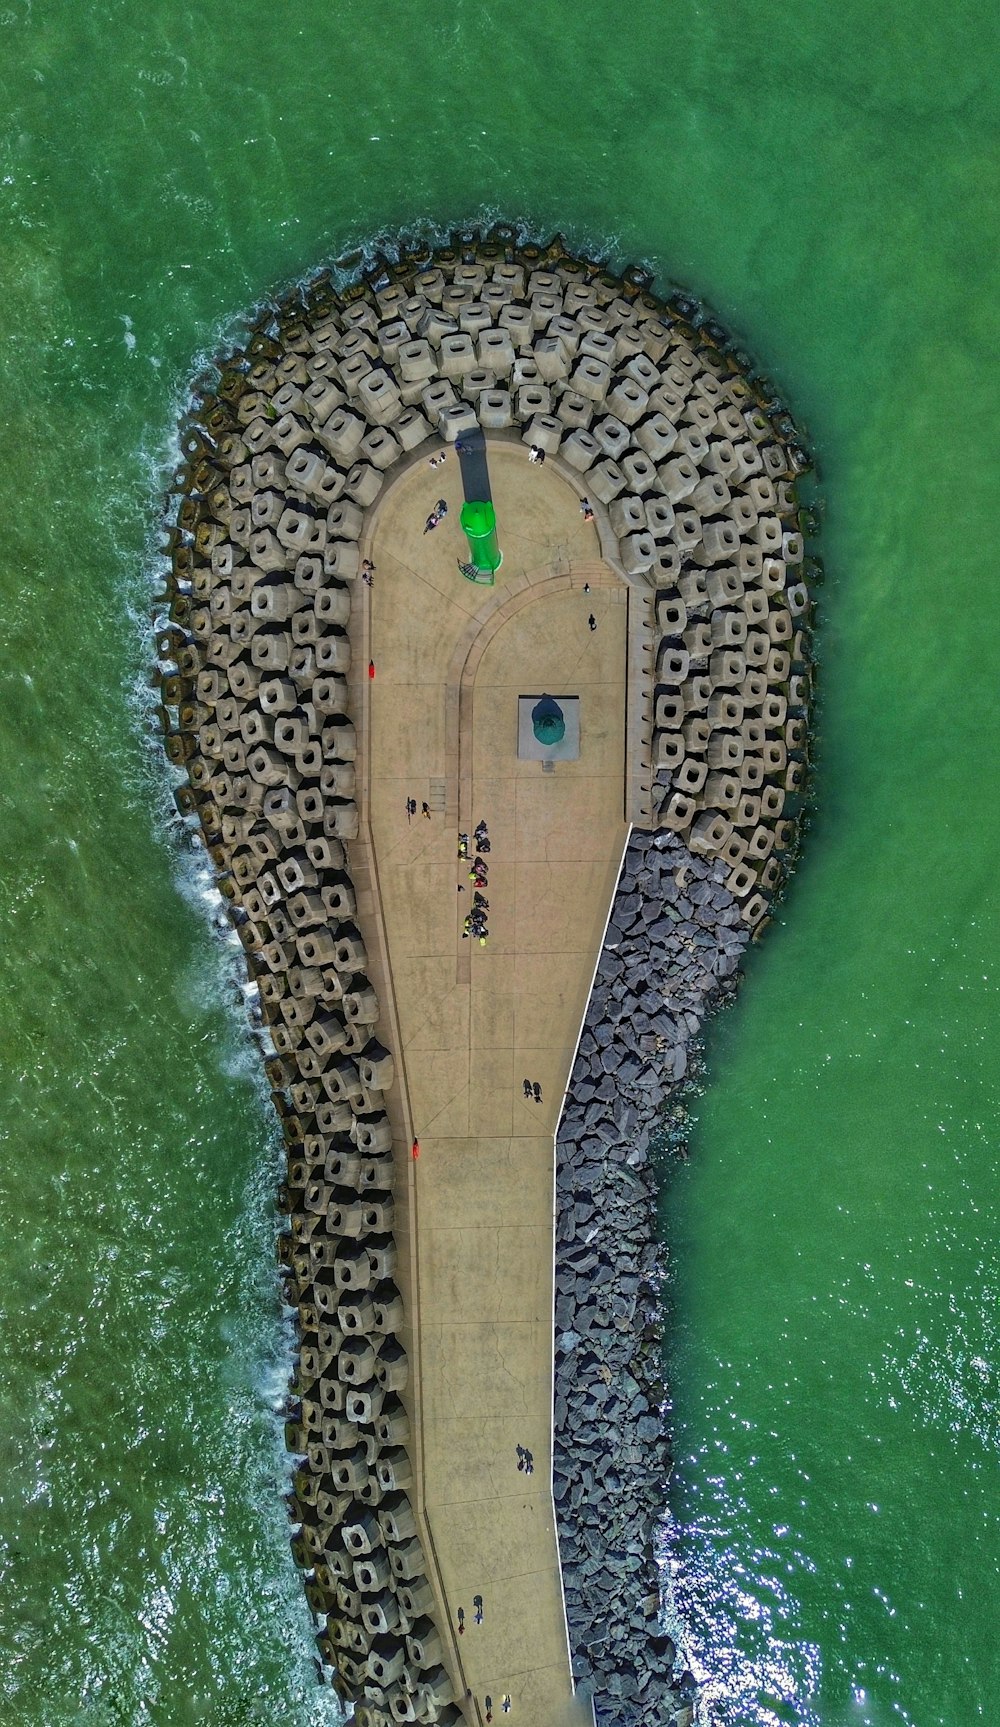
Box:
left=459, top=822, right=491, bottom=943
left=522, top=1079, right=543, bottom=1104
left=515, top=1444, right=535, bottom=1476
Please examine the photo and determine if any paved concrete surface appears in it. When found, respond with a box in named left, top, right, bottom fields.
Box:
left=350, top=443, right=630, bottom=1726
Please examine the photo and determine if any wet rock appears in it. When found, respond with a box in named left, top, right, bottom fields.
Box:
left=554, top=829, right=753, bottom=1724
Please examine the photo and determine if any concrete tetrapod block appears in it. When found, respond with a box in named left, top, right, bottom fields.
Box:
left=377, top=1493, right=417, bottom=1545
left=742, top=891, right=769, bottom=928
left=303, top=381, right=349, bottom=431
left=660, top=790, right=696, bottom=831
left=742, top=587, right=770, bottom=626
left=342, top=462, right=382, bottom=508
left=609, top=494, right=646, bottom=537
left=368, top=1637, right=408, bottom=1688
left=711, top=608, right=748, bottom=648
left=744, top=629, right=770, bottom=670
left=653, top=730, right=685, bottom=770
left=656, top=593, right=687, bottom=635
left=740, top=755, right=766, bottom=791
left=512, top=353, right=543, bottom=390
left=438, top=331, right=475, bottom=379
left=498, top=301, right=532, bottom=347
left=682, top=715, right=711, bottom=753
left=698, top=519, right=741, bottom=565
left=437, top=402, right=478, bottom=441
left=704, top=438, right=741, bottom=481
left=572, top=354, right=612, bottom=403
left=709, top=648, right=746, bottom=687
left=394, top=407, right=434, bottom=452
left=355, top=370, right=402, bottom=427
left=373, top=1337, right=407, bottom=1392
left=703, top=771, right=741, bottom=809
left=478, top=389, right=513, bottom=429
left=516, top=384, right=551, bottom=420
left=362, top=1589, right=402, bottom=1638
left=675, top=757, right=708, bottom=796
left=561, top=428, right=600, bottom=473
left=477, top=327, right=515, bottom=374
left=522, top=412, right=562, bottom=454
left=413, top=1666, right=455, bottom=1712
left=635, top=411, right=679, bottom=463
left=396, top=339, right=435, bottom=385
left=318, top=409, right=366, bottom=463
left=707, top=731, right=744, bottom=770
left=657, top=644, right=690, bottom=684
left=759, top=857, right=783, bottom=893
left=374, top=1402, right=409, bottom=1452
left=621, top=450, right=659, bottom=495
left=359, top=427, right=403, bottom=471
left=588, top=458, right=627, bottom=504
left=606, top=377, right=649, bottom=425
left=709, top=690, right=744, bottom=726
left=532, top=336, right=571, bottom=382
left=689, top=808, right=733, bottom=854
left=375, top=1447, right=414, bottom=1492
left=357, top=1044, right=395, bottom=1092
left=651, top=546, right=682, bottom=586
left=554, top=388, right=593, bottom=430
left=677, top=568, right=708, bottom=609
left=662, top=455, right=699, bottom=504
left=387, top=1536, right=425, bottom=1584
left=592, top=414, right=631, bottom=461
left=655, top=691, right=686, bottom=728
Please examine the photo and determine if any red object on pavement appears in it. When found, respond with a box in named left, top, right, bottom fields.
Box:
left=411, top=1138, right=420, bottom=1159
left=368, top=659, right=375, bottom=680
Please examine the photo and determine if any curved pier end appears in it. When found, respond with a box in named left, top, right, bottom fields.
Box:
left=153, top=230, right=817, bottom=1727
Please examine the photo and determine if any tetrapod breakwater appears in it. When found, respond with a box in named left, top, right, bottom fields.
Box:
left=154, top=225, right=816, bottom=1727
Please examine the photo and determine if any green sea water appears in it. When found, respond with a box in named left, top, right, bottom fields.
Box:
left=0, top=2, right=997, bottom=1723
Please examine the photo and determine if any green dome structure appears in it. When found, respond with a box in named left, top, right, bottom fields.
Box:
left=531, top=695, right=566, bottom=747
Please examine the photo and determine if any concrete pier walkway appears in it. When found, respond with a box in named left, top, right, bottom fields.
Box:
left=349, top=444, right=629, bottom=1722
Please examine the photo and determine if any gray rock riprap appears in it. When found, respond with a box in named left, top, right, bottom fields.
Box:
left=554, top=828, right=749, bottom=1726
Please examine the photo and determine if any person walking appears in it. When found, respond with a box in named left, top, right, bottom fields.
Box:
left=588, top=613, right=597, bottom=631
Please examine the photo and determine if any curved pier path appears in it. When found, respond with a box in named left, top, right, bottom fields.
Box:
left=352, top=444, right=627, bottom=1722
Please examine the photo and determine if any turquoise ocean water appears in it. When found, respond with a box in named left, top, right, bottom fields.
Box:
left=0, top=3, right=997, bottom=1722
